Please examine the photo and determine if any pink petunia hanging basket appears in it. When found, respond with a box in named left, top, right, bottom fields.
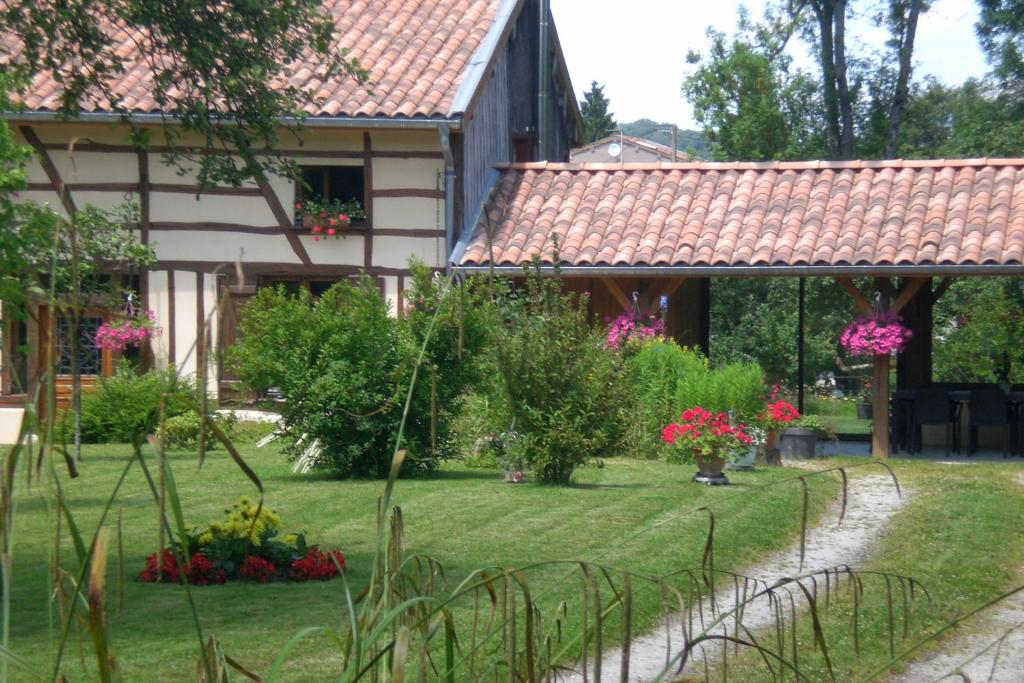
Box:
left=839, top=314, right=912, bottom=357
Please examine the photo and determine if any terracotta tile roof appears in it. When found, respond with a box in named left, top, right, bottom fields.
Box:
left=459, top=160, right=1024, bottom=270
left=3, top=0, right=501, bottom=119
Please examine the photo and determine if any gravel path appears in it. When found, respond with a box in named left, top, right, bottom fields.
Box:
left=559, top=470, right=908, bottom=682
left=891, top=475, right=1024, bottom=683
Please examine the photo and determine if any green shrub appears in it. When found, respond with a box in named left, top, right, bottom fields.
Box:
left=624, top=339, right=765, bottom=459
left=494, top=259, right=629, bottom=484
left=158, top=411, right=236, bottom=450
left=229, top=269, right=494, bottom=478
left=71, top=360, right=196, bottom=454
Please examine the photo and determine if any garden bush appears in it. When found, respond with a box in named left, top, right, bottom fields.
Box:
left=494, top=258, right=629, bottom=484
left=229, top=268, right=494, bottom=478
left=624, top=339, right=765, bottom=459
left=71, top=360, right=196, bottom=455
left=157, top=411, right=236, bottom=450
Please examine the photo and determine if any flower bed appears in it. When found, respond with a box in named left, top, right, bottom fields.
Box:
left=139, top=496, right=345, bottom=585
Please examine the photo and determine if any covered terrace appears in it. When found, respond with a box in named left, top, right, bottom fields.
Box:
left=451, top=159, right=1024, bottom=458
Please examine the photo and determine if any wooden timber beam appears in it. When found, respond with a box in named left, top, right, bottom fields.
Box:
left=932, top=277, right=955, bottom=303
left=890, top=277, right=928, bottom=315
left=255, top=174, right=312, bottom=266
left=836, top=277, right=873, bottom=315
left=20, top=125, right=76, bottom=217
left=599, top=277, right=632, bottom=311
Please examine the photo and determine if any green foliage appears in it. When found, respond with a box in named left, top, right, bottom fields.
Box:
left=494, top=259, right=628, bottom=484
left=579, top=80, right=616, bottom=143
left=624, top=339, right=765, bottom=459
left=710, top=277, right=857, bottom=387
left=230, top=269, right=494, bottom=478
left=229, top=277, right=409, bottom=478
left=158, top=411, right=237, bottom=451
left=933, top=277, right=1024, bottom=383
left=72, top=361, right=195, bottom=453
left=683, top=29, right=823, bottom=161
left=403, top=261, right=496, bottom=461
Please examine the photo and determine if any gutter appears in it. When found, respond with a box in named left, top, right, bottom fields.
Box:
left=438, top=123, right=456, bottom=273
left=5, top=109, right=461, bottom=130
left=453, top=264, right=1024, bottom=278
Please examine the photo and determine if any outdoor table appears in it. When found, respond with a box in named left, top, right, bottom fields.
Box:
left=890, top=388, right=966, bottom=454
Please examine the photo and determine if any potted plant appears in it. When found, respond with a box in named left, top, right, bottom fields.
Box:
left=605, top=309, right=666, bottom=350
left=662, top=407, right=753, bottom=485
left=855, top=381, right=873, bottom=420
left=95, top=295, right=161, bottom=352
left=781, top=415, right=837, bottom=459
left=293, top=197, right=366, bottom=240
left=728, top=424, right=764, bottom=471
left=757, top=392, right=801, bottom=466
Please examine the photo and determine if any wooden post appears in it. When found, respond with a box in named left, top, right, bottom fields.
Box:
left=872, top=353, right=891, bottom=458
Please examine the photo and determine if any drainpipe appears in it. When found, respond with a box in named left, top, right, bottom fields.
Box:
left=537, top=0, right=550, bottom=160
left=438, top=123, right=456, bottom=272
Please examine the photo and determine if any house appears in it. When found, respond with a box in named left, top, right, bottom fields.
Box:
left=571, top=134, right=688, bottom=163
left=0, top=0, right=584, bottom=406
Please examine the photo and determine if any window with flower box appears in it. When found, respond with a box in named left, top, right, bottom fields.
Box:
left=293, top=164, right=368, bottom=232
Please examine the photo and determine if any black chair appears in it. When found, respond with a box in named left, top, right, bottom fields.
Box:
left=910, top=386, right=956, bottom=456
left=968, top=387, right=1012, bottom=457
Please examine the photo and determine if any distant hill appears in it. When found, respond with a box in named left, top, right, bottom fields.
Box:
left=620, top=119, right=710, bottom=159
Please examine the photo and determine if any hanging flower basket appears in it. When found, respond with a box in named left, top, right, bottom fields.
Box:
left=605, top=310, right=665, bottom=349
left=839, top=314, right=912, bottom=357
left=95, top=305, right=160, bottom=352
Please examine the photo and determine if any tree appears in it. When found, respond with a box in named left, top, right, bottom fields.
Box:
left=1, top=0, right=367, bottom=186
left=977, top=0, right=1024, bottom=88
left=683, top=0, right=929, bottom=160
left=579, top=81, right=616, bottom=143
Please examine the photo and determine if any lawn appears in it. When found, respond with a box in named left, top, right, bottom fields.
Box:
left=720, top=456, right=1024, bottom=681
left=805, top=394, right=872, bottom=435
left=8, top=440, right=839, bottom=681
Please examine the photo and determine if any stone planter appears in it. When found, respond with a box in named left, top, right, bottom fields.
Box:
left=727, top=445, right=757, bottom=471
left=781, top=427, right=818, bottom=459
left=855, top=401, right=873, bottom=420
left=693, top=453, right=729, bottom=485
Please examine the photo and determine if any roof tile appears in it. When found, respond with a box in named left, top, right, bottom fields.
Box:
left=4, top=0, right=500, bottom=119
left=461, top=161, right=1024, bottom=269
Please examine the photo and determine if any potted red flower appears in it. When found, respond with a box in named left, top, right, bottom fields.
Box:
left=662, top=407, right=753, bottom=485
left=294, top=197, right=366, bottom=240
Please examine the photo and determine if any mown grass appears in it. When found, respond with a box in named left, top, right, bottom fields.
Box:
left=722, top=456, right=1024, bottom=681
left=8, top=441, right=839, bottom=681
left=805, top=394, right=872, bottom=435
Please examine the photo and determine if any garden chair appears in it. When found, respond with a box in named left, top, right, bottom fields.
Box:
left=967, top=387, right=1012, bottom=457
left=909, top=386, right=956, bottom=456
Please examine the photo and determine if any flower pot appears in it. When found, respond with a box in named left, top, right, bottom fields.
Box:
left=781, top=428, right=818, bottom=459
left=693, top=453, right=729, bottom=485
left=855, top=401, right=873, bottom=420
left=727, top=446, right=757, bottom=471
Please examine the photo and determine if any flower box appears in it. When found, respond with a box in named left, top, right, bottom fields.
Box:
left=299, top=213, right=366, bottom=232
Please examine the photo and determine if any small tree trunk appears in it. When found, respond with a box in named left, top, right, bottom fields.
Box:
left=884, top=0, right=924, bottom=158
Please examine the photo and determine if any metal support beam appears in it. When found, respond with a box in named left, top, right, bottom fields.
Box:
left=798, top=277, right=806, bottom=415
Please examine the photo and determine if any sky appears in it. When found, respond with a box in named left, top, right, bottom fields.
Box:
left=549, top=0, right=991, bottom=129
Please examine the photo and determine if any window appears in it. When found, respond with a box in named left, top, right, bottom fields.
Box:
left=56, top=316, right=104, bottom=376
left=295, top=165, right=367, bottom=227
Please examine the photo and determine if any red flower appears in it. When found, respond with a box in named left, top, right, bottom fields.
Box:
left=319, top=210, right=327, bottom=218
left=326, top=227, right=336, bottom=236
left=339, top=214, right=349, bottom=222
left=329, top=217, right=337, bottom=226
left=294, top=202, right=302, bottom=209
left=290, top=547, right=345, bottom=581
left=312, top=224, right=322, bottom=234
left=240, top=555, right=277, bottom=583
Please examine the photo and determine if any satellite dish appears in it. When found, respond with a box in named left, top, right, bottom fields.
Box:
left=607, top=142, right=622, bottom=159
